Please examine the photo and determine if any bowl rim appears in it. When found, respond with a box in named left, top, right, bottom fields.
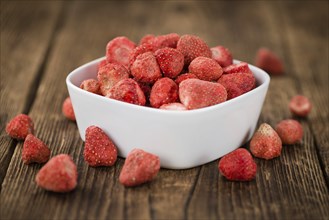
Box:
left=66, top=57, right=270, bottom=115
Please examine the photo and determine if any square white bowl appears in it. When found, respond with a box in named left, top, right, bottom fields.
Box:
left=66, top=57, right=270, bottom=169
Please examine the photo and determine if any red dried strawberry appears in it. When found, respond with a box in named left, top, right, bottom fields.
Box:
left=106, top=36, right=136, bottom=69
left=6, top=114, right=34, bottom=140
left=139, top=34, right=155, bottom=45
left=106, top=78, right=146, bottom=106
left=218, top=71, right=256, bottom=100
left=211, top=45, right=233, bottom=67
left=150, top=77, right=179, bottom=108
left=83, top=126, right=118, bottom=167
left=80, top=79, right=101, bottom=95
left=97, top=63, right=129, bottom=95
left=130, top=52, right=162, bottom=84
left=35, top=154, right=77, bottom=192
left=188, top=56, right=223, bottom=81
left=176, top=34, right=212, bottom=65
left=62, top=97, right=76, bottom=121
left=218, top=148, right=257, bottom=181
left=289, top=95, right=312, bottom=117
left=179, top=79, right=227, bottom=110
left=22, top=134, right=50, bottom=164
left=159, top=103, right=187, bottom=111
left=153, top=33, right=180, bottom=49
left=119, top=148, right=160, bottom=187
left=250, top=123, right=282, bottom=160
left=155, top=47, right=184, bottom=79
left=175, top=73, right=198, bottom=85
left=275, top=119, right=303, bottom=145
left=223, top=62, right=251, bottom=75
left=255, top=48, right=284, bottom=75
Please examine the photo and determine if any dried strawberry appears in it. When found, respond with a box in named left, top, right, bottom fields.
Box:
left=139, top=34, right=155, bottom=45
left=35, top=154, right=77, bottom=192
left=179, top=79, right=227, bottom=110
left=153, top=33, right=180, bottom=49
left=106, top=36, right=136, bottom=69
left=218, top=148, right=257, bottom=181
left=129, top=43, right=158, bottom=67
left=22, top=134, right=50, bottom=164
left=218, top=71, right=256, bottom=100
left=174, top=73, right=198, bottom=85
left=275, top=119, right=303, bottom=145
left=150, top=77, right=179, bottom=108
left=255, top=48, right=284, bottom=75
left=130, top=52, right=162, bottom=84
left=250, top=123, right=282, bottom=160
left=6, top=114, right=34, bottom=140
left=80, top=79, right=101, bottom=94
left=155, top=47, right=184, bottom=79
left=62, top=97, right=76, bottom=121
left=211, top=45, right=233, bottom=67
left=223, top=62, right=251, bottom=74
left=289, top=95, right=312, bottom=117
left=106, top=78, right=146, bottom=106
left=119, top=148, right=160, bottom=187
left=83, top=126, right=118, bottom=167
left=176, top=35, right=212, bottom=65
left=159, top=102, right=187, bottom=111
left=97, top=63, right=130, bottom=95
left=188, top=56, right=223, bottom=81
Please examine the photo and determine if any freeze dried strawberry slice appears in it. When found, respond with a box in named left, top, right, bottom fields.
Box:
left=177, top=34, right=212, bottom=65
left=97, top=63, right=129, bottom=95
left=250, top=123, right=282, bottom=160
left=80, top=79, right=101, bottom=95
left=188, top=56, right=223, bottom=81
left=155, top=47, right=184, bottom=79
left=150, top=77, right=179, bottom=108
left=218, top=71, right=255, bottom=100
left=179, top=79, right=227, bottom=110
left=289, top=95, right=312, bottom=117
left=35, top=154, right=77, bottom=193
left=22, top=134, right=50, bottom=164
left=62, top=97, right=76, bottom=121
left=130, top=52, right=162, bottom=84
left=106, top=36, right=136, bottom=69
left=255, top=48, right=284, bottom=75
left=119, top=148, right=160, bottom=187
left=106, top=78, right=146, bottom=106
left=211, top=45, right=233, bottom=68
left=6, top=114, right=34, bottom=140
left=223, top=62, right=251, bottom=74
left=84, top=126, right=118, bottom=167
left=218, top=148, right=257, bottom=181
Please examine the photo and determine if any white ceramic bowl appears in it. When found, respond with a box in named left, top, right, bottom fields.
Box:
left=66, top=57, right=270, bottom=169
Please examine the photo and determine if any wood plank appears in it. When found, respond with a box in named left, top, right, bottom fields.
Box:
left=0, top=1, right=62, bottom=188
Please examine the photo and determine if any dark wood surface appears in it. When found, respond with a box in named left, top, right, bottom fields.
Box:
left=1, top=1, right=328, bottom=220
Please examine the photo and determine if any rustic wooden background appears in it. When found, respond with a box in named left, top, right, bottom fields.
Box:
left=1, top=1, right=328, bottom=220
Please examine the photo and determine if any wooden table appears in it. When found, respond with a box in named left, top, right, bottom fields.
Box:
left=1, top=1, right=328, bottom=219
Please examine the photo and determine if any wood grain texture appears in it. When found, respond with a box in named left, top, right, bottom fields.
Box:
left=0, top=1, right=62, bottom=188
left=0, top=1, right=328, bottom=220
